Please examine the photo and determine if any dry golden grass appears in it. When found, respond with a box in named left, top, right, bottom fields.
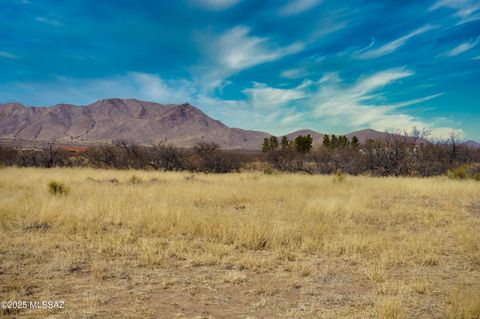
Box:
left=0, top=166, right=479, bottom=318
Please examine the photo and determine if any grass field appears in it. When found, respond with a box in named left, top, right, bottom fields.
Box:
left=0, top=167, right=479, bottom=318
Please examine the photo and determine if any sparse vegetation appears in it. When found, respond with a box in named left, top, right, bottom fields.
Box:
left=262, top=136, right=279, bottom=152
left=47, top=180, right=69, bottom=196
left=333, top=169, right=346, bottom=183
left=1, top=130, right=479, bottom=177
left=1, top=167, right=479, bottom=318
left=448, top=164, right=480, bottom=181
left=293, top=134, right=313, bottom=153
left=127, top=175, right=143, bottom=185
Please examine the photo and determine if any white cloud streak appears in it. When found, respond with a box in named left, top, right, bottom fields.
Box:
left=243, top=82, right=307, bottom=109
left=0, top=51, right=18, bottom=59
left=36, top=16, right=63, bottom=27
left=281, top=113, right=304, bottom=124
left=430, top=0, right=480, bottom=24
left=391, top=93, right=445, bottom=108
left=218, top=27, right=304, bottom=70
left=280, top=68, right=308, bottom=79
left=197, top=26, right=304, bottom=89
left=0, top=73, right=198, bottom=106
left=355, top=25, right=436, bottom=59
left=191, top=0, right=241, bottom=10
left=279, top=0, right=322, bottom=16
left=441, top=37, right=480, bottom=57
left=311, top=69, right=462, bottom=139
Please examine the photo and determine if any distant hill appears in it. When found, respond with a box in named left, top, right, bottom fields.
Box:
left=346, top=129, right=391, bottom=143
left=464, top=140, right=480, bottom=148
left=285, top=129, right=325, bottom=145
left=0, top=99, right=268, bottom=149
left=1, top=98, right=478, bottom=149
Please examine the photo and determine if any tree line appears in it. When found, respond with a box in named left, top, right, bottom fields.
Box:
left=1, top=131, right=479, bottom=177
left=262, top=133, right=360, bottom=153
left=0, top=140, right=248, bottom=173
left=261, top=131, right=480, bottom=176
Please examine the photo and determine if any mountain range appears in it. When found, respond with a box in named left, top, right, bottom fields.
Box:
left=0, top=98, right=478, bottom=149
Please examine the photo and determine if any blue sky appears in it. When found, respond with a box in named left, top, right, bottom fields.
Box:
left=1, top=0, right=479, bottom=140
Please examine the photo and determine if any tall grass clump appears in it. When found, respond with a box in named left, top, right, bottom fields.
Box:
left=333, top=170, right=346, bottom=183
left=447, top=290, right=480, bottom=319
left=377, top=298, right=404, bottom=319
left=128, top=175, right=143, bottom=184
left=48, top=180, right=70, bottom=196
left=447, top=164, right=480, bottom=181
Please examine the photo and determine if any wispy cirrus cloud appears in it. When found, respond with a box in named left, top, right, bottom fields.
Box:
left=214, top=69, right=461, bottom=138
left=354, top=25, right=436, bottom=59
left=36, top=16, right=63, bottom=27
left=391, top=93, right=445, bottom=108
left=280, top=113, right=304, bottom=125
left=350, top=68, right=414, bottom=93
left=242, top=81, right=309, bottom=109
left=441, top=37, right=479, bottom=57
left=429, top=0, right=480, bottom=24
left=0, top=73, right=199, bottom=106
left=196, top=26, right=304, bottom=88
left=191, top=0, right=241, bottom=10
left=311, top=68, right=461, bottom=138
left=280, top=68, right=308, bottom=79
left=0, top=51, right=18, bottom=59
left=279, top=0, right=322, bottom=16
left=217, top=27, right=304, bottom=70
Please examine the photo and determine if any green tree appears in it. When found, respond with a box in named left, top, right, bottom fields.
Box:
left=270, top=136, right=279, bottom=150
left=262, top=136, right=279, bottom=153
left=330, top=134, right=338, bottom=148
left=351, top=136, right=360, bottom=148
left=262, top=137, right=270, bottom=153
left=326, top=134, right=351, bottom=149
left=294, top=134, right=313, bottom=153
left=281, top=136, right=290, bottom=149
left=339, top=135, right=350, bottom=147
left=322, top=135, right=330, bottom=148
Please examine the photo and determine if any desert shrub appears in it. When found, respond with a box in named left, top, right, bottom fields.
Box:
left=447, top=165, right=468, bottom=179
left=466, top=164, right=480, bottom=181
left=191, top=142, right=244, bottom=173
left=311, top=148, right=335, bottom=174
left=0, top=146, right=18, bottom=166
left=447, top=164, right=480, bottom=180
left=263, top=166, right=273, bottom=175
left=266, top=148, right=305, bottom=172
left=128, top=175, right=143, bottom=184
left=193, top=141, right=220, bottom=156
left=85, top=146, right=125, bottom=169
left=333, top=170, right=346, bottom=183
left=48, top=181, right=69, bottom=196
left=447, top=290, right=480, bottom=319
left=377, top=298, right=403, bottom=319
left=113, top=140, right=150, bottom=169
left=152, top=144, right=186, bottom=171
